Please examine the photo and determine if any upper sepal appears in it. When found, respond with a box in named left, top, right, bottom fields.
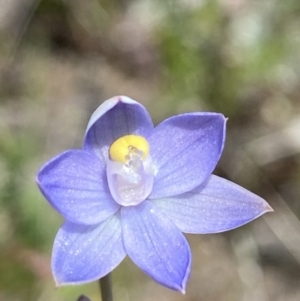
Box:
left=84, top=96, right=154, bottom=162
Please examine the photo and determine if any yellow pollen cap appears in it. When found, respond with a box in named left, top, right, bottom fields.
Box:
left=109, top=135, right=149, bottom=163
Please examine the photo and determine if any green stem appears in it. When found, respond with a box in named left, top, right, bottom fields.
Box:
left=99, top=274, right=113, bottom=301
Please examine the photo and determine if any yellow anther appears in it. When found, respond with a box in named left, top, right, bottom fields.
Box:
left=109, top=135, right=149, bottom=163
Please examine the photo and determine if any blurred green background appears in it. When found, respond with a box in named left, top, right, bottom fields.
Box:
left=1, top=0, right=300, bottom=300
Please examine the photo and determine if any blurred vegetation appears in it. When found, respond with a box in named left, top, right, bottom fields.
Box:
left=1, top=0, right=300, bottom=300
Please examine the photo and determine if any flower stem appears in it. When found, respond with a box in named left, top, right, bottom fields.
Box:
left=99, top=274, right=113, bottom=301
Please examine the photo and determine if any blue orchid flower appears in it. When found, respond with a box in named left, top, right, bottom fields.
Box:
left=36, top=96, right=272, bottom=293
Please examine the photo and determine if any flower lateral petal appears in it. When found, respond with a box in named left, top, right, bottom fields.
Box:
left=153, top=175, right=273, bottom=234
left=36, top=150, right=119, bottom=225
left=121, top=201, right=191, bottom=293
left=148, top=112, right=226, bottom=199
left=84, top=96, right=154, bottom=162
left=52, top=215, right=126, bottom=285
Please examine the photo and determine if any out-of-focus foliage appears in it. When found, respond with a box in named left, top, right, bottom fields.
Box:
left=1, top=0, right=300, bottom=300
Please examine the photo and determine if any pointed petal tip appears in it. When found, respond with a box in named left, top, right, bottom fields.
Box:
left=53, top=272, right=69, bottom=287
left=264, top=203, right=274, bottom=213
left=168, top=282, right=186, bottom=294
left=261, top=197, right=273, bottom=213
left=35, top=175, right=41, bottom=189
left=54, top=277, right=63, bottom=287
left=173, top=281, right=186, bottom=294
left=116, top=95, right=135, bottom=102
left=157, top=252, right=190, bottom=293
left=180, top=256, right=190, bottom=295
left=174, top=250, right=190, bottom=294
left=54, top=279, right=83, bottom=287
left=177, top=283, right=186, bottom=294
left=53, top=275, right=96, bottom=287
left=109, top=95, right=135, bottom=104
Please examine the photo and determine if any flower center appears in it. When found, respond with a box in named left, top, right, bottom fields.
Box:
left=106, top=135, right=155, bottom=206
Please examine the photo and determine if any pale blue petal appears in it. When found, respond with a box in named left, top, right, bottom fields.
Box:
left=148, top=113, right=226, bottom=199
left=37, top=150, right=119, bottom=225
left=153, top=175, right=273, bottom=234
left=121, top=201, right=191, bottom=292
left=52, top=215, right=126, bottom=285
left=84, top=96, right=154, bottom=162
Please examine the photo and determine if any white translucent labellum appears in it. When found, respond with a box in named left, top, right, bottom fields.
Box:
left=107, top=135, right=156, bottom=206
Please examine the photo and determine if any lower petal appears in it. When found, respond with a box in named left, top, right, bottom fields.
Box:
left=52, top=215, right=126, bottom=285
left=121, top=201, right=191, bottom=292
left=153, top=175, right=273, bottom=234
